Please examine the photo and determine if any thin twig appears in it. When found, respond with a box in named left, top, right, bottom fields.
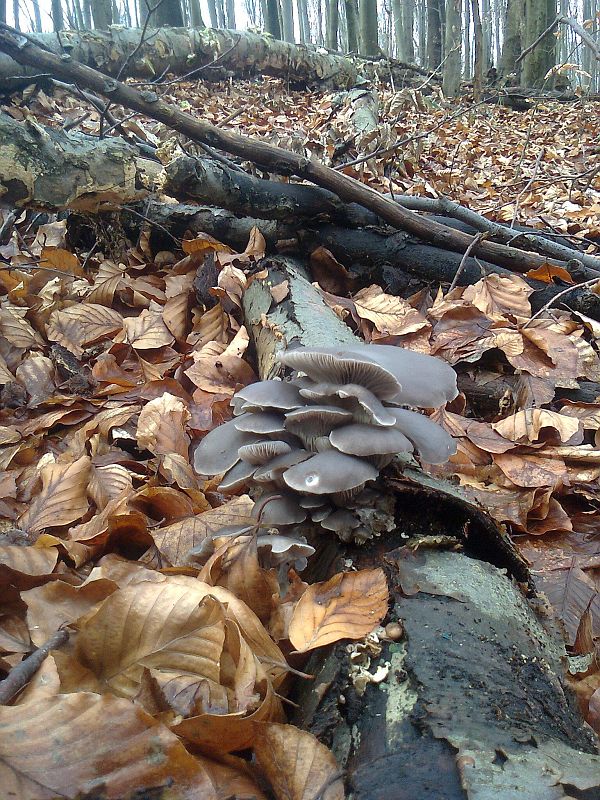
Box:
left=0, top=628, right=69, bottom=704
left=448, top=232, right=488, bottom=292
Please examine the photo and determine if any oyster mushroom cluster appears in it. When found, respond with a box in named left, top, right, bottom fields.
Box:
left=194, top=344, right=458, bottom=541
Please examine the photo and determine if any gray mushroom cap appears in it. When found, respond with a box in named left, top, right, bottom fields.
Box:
left=284, top=405, right=352, bottom=448
left=298, top=382, right=396, bottom=426
left=235, top=380, right=304, bottom=412
left=252, top=493, right=307, bottom=525
left=279, top=344, right=458, bottom=407
left=320, top=509, right=361, bottom=533
left=283, top=451, right=378, bottom=495
left=238, top=440, right=292, bottom=465
left=329, top=423, right=414, bottom=457
left=253, top=449, right=312, bottom=485
left=391, top=408, right=457, bottom=464
left=256, top=534, right=315, bottom=568
left=193, top=418, right=259, bottom=476
left=234, top=412, right=286, bottom=435
left=218, top=459, right=256, bottom=492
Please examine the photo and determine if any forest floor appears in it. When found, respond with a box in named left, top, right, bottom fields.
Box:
left=1, top=76, right=600, bottom=796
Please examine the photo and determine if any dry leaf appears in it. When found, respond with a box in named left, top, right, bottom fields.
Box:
left=289, top=568, right=388, bottom=653
left=18, top=456, right=91, bottom=533
left=136, top=392, right=191, bottom=458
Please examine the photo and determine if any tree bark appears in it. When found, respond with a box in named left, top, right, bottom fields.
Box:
left=443, top=0, right=462, bottom=95
left=189, top=0, right=204, bottom=27
left=91, top=0, right=112, bottom=29
left=266, top=0, right=282, bottom=37
left=522, top=0, right=556, bottom=86
left=344, top=0, right=359, bottom=50
left=153, top=0, right=184, bottom=27
left=51, top=0, right=64, bottom=29
left=281, top=0, right=295, bottom=41
left=241, top=257, right=600, bottom=799
left=327, top=0, right=340, bottom=49
left=359, top=0, right=379, bottom=55
left=426, top=0, right=443, bottom=67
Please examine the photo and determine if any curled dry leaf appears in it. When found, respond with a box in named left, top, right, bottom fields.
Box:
left=88, top=464, right=134, bottom=508
left=0, top=306, right=43, bottom=349
left=0, top=692, right=220, bottom=800
left=0, top=545, right=59, bottom=590
left=121, top=309, right=175, bottom=350
left=288, top=568, right=389, bottom=653
left=492, top=409, right=583, bottom=445
left=462, top=274, right=532, bottom=320
left=136, top=392, right=191, bottom=458
left=18, top=455, right=91, bottom=534
left=253, top=722, right=344, bottom=800
left=352, top=284, right=430, bottom=338
left=15, top=355, right=55, bottom=406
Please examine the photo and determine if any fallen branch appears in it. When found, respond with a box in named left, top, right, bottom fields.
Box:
left=0, top=25, right=586, bottom=276
left=0, top=628, right=69, bottom=704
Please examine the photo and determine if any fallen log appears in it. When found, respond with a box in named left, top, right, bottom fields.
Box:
left=240, top=256, right=600, bottom=798
left=1, top=26, right=591, bottom=278
left=0, top=26, right=425, bottom=90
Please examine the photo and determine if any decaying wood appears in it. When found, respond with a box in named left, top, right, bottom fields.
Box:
left=241, top=255, right=600, bottom=798
left=0, top=27, right=587, bottom=277
left=0, top=26, right=425, bottom=90
left=0, top=110, right=159, bottom=211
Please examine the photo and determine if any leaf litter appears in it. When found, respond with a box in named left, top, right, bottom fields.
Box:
left=1, top=75, right=600, bottom=796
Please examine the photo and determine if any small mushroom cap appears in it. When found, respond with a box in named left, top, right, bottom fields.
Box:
left=391, top=408, right=457, bottom=464
left=311, top=505, right=333, bottom=522
left=256, top=534, right=315, bottom=567
left=329, top=423, right=413, bottom=457
left=238, top=440, right=292, bottom=465
left=320, top=509, right=361, bottom=533
left=218, top=459, right=256, bottom=492
left=252, top=493, right=307, bottom=525
left=299, top=382, right=396, bottom=426
left=235, top=380, right=303, bottom=412
left=193, top=418, right=259, bottom=475
left=285, top=405, right=352, bottom=436
left=283, top=451, right=378, bottom=495
left=234, top=412, right=286, bottom=435
left=253, top=449, right=312, bottom=484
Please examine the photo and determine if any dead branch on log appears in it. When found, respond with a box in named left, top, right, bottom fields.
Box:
left=0, top=25, right=587, bottom=278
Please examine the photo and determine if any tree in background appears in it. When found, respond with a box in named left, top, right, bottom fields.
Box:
left=359, top=0, right=378, bottom=54
left=426, top=0, right=443, bottom=68
left=443, top=0, right=461, bottom=93
left=522, top=0, right=556, bottom=85
left=326, top=0, right=339, bottom=48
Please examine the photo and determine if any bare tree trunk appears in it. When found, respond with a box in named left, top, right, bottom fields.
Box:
left=11, top=0, right=18, bottom=29
left=266, top=0, right=282, bottom=36
left=326, top=0, right=339, bottom=48
left=481, top=0, right=491, bottom=66
left=426, top=0, right=443, bottom=67
left=281, top=0, right=295, bottom=39
left=522, top=0, right=556, bottom=86
left=297, top=0, right=310, bottom=40
left=206, top=0, right=218, bottom=26
left=153, top=0, right=184, bottom=25
left=500, top=0, right=523, bottom=79
left=225, top=0, right=236, bottom=27
left=344, top=0, right=359, bottom=50
left=190, top=0, right=204, bottom=25
left=51, top=0, right=64, bottom=29
left=463, top=0, right=471, bottom=76
left=359, top=0, right=379, bottom=54
left=471, top=0, right=483, bottom=96
left=91, top=0, right=112, bottom=29
left=32, top=0, right=43, bottom=30
left=418, top=0, right=426, bottom=61
left=442, top=0, right=462, bottom=94
left=403, top=0, right=415, bottom=59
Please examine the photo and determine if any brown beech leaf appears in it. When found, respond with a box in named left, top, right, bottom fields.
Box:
left=253, top=722, right=344, bottom=800
left=0, top=692, right=219, bottom=799
left=148, top=496, right=254, bottom=566
left=18, top=455, right=91, bottom=533
left=46, top=304, right=124, bottom=358
left=23, top=579, right=116, bottom=646
left=0, top=545, right=59, bottom=590
left=15, top=355, right=55, bottom=406
left=183, top=233, right=235, bottom=255
left=136, top=392, right=191, bottom=458
left=526, top=264, right=575, bottom=284
left=493, top=452, right=568, bottom=489
left=310, top=247, right=355, bottom=295
left=0, top=306, right=43, bottom=348
left=121, top=309, right=175, bottom=350
left=0, top=354, right=14, bottom=383
left=352, top=284, right=429, bottom=338
left=88, top=464, right=134, bottom=508
left=75, top=582, right=227, bottom=699
left=492, top=409, right=583, bottom=445
left=462, top=273, right=532, bottom=320
left=288, top=568, right=389, bottom=653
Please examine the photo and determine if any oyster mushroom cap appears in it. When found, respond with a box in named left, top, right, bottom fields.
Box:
left=284, top=405, right=352, bottom=436
left=283, top=451, right=378, bottom=495
left=234, top=412, right=286, bottom=435
left=218, top=459, right=256, bottom=492
left=193, top=418, right=259, bottom=476
left=320, top=509, right=361, bottom=533
left=252, top=493, right=307, bottom=525
left=299, top=382, right=396, bottom=426
left=252, top=448, right=312, bottom=486
left=238, top=440, right=292, bottom=466
left=391, top=408, right=457, bottom=464
left=329, top=423, right=414, bottom=457
left=279, top=344, right=458, bottom=407
left=256, top=534, right=315, bottom=567
left=235, top=380, right=304, bottom=412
